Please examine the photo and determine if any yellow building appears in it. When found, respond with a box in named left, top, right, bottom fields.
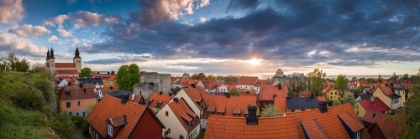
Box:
left=372, top=84, right=405, bottom=111
left=354, top=97, right=390, bottom=117
left=325, top=87, right=343, bottom=101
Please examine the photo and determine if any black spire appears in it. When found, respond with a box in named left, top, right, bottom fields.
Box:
left=46, top=49, right=50, bottom=60
left=50, top=48, right=55, bottom=59
left=74, top=47, right=81, bottom=59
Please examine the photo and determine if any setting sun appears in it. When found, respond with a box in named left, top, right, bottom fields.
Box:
left=248, top=58, right=261, bottom=66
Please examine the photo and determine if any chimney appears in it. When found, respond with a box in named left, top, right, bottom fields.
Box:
left=277, top=83, right=282, bottom=90
left=107, top=72, right=110, bottom=74
left=191, top=84, right=196, bottom=88
left=225, top=93, right=230, bottom=98
left=159, top=91, right=163, bottom=95
left=246, top=104, right=258, bottom=125
left=287, top=93, right=291, bottom=98
left=169, top=93, right=173, bottom=96
left=131, top=94, right=135, bottom=101
left=370, top=96, right=374, bottom=103
left=173, top=97, right=179, bottom=103
left=318, top=101, right=328, bottom=113
left=97, top=72, right=99, bottom=74
left=310, top=93, right=314, bottom=98
left=121, top=93, right=129, bottom=104
left=111, top=70, right=115, bottom=75
left=79, top=83, right=83, bottom=88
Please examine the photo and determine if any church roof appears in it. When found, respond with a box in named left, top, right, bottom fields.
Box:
left=55, top=70, right=79, bottom=75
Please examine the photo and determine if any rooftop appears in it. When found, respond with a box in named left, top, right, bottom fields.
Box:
left=357, top=97, right=390, bottom=113
left=237, top=76, right=258, bottom=86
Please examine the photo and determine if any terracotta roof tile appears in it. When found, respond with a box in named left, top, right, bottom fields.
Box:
left=92, top=74, right=117, bottom=81
left=54, top=63, right=76, bottom=68
left=362, top=111, right=387, bottom=124
left=300, top=119, right=328, bottom=139
left=337, top=113, right=364, bottom=132
left=60, top=84, right=97, bottom=100
left=299, top=91, right=310, bottom=97
left=86, top=95, right=149, bottom=139
left=128, top=94, right=142, bottom=104
left=274, top=97, right=287, bottom=112
left=357, top=97, right=390, bottom=112
left=216, top=106, right=226, bottom=113
left=317, top=96, right=327, bottom=102
left=232, top=106, right=241, bottom=114
left=205, top=116, right=299, bottom=139
left=376, top=112, right=405, bottom=138
left=168, top=98, right=200, bottom=133
left=237, top=76, right=258, bottom=86
left=182, top=87, right=208, bottom=111
left=109, top=116, right=126, bottom=127
left=55, top=70, right=79, bottom=75
left=259, top=85, right=288, bottom=101
left=177, top=78, right=201, bottom=85
left=378, top=85, right=395, bottom=96
left=147, top=92, right=173, bottom=109
left=202, top=94, right=257, bottom=117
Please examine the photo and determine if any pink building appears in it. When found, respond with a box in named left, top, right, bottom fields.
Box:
left=60, top=83, right=98, bottom=117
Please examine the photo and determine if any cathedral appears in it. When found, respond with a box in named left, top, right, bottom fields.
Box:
left=45, top=48, right=82, bottom=77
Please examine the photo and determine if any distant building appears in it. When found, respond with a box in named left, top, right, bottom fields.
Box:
left=354, top=97, right=390, bottom=117
left=45, top=48, right=81, bottom=77
left=182, top=72, right=190, bottom=78
left=91, top=71, right=117, bottom=90
left=133, top=71, right=171, bottom=100
left=271, top=69, right=307, bottom=89
left=237, top=76, right=259, bottom=93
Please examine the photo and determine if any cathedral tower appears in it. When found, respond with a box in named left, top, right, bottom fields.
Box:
left=73, top=47, right=82, bottom=72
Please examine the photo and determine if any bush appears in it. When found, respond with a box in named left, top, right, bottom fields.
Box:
left=34, top=78, right=53, bottom=103
left=12, top=83, right=45, bottom=111
left=332, top=100, right=342, bottom=106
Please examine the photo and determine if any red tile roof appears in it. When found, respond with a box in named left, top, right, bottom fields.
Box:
left=147, top=92, right=173, bottom=109
left=168, top=98, right=200, bottom=133
left=362, top=111, right=387, bottom=124
left=55, top=70, right=79, bottom=75
left=205, top=116, right=299, bottom=139
left=357, top=97, right=390, bottom=112
left=337, top=113, right=364, bottom=132
left=259, top=85, right=288, bottom=101
left=55, top=63, right=76, bottom=68
left=92, top=74, right=117, bottom=81
left=300, top=119, right=328, bottom=138
left=128, top=94, right=143, bottom=104
left=317, top=96, right=327, bottom=102
left=60, top=84, right=98, bottom=100
left=177, top=78, right=201, bottom=85
left=170, top=77, right=177, bottom=84
left=299, top=90, right=310, bottom=97
left=274, top=97, right=287, bottom=112
left=182, top=86, right=208, bottom=111
left=202, top=95, right=257, bottom=117
left=109, top=116, right=126, bottom=127
left=287, top=103, right=364, bottom=139
left=86, top=95, right=152, bottom=139
left=376, top=112, right=405, bottom=138
left=377, top=85, right=395, bottom=96
left=237, top=76, right=258, bottom=86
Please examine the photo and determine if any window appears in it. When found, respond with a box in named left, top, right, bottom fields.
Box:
left=96, top=133, right=98, bottom=139
left=335, top=92, right=337, bottom=95
left=330, top=96, right=332, bottom=99
left=356, top=131, right=361, bottom=139
left=357, top=111, right=359, bottom=115
left=392, top=98, right=400, bottom=105
left=83, top=112, right=85, bottom=117
left=78, top=101, right=80, bottom=106
left=291, top=109, right=295, bottom=112
left=330, top=92, right=332, bottom=95
left=69, top=112, right=72, bottom=115
left=165, top=111, right=169, bottom=116
left=234, top=114, right=240, bottom=117
left=76, top=113, right=79, bottom=116
left=89, top=126, right=91, bottom=133
left=218, top=113, right=224, bottom=116
left=208, top=112, right=213, bottom=115
left=66, top=102, right=71, bottom=108
left=107, top=125, right=113, bottom=136
left=157, top=103, right=161, bottom=108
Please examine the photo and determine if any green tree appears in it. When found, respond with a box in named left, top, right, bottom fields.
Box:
left=307, top=69, right=326, bottom=96
left=86, top=103, right=97, bottom=115
left=332, top=100, right=342, bottom=106
left=191, top=73, right=199, bottom=79
left=351, top=76, right=358, bottom=82
left=6, top=53, right=19, bottom=71
left=401, top=73, right=409, bottom=80
left=116, top=64, right=140, bottom=91
left=79, top=67, right=92, bottom=77
left=335, top=74, right=348, bottom=89
left=260, top=104, right=283, bottom=117
left=16, top=59, right=29, bottom=72
left=342, top=92, right=356, bottom=107
left=228, top=88, right=241, bottom=96
left=207, top=74, right=216, bottom=80
left=31, top=63, right=47, bottom=73
left=358, top=78, right=366, bottom=81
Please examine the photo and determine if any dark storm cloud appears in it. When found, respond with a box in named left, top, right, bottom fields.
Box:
left=85, top=55, right=152, bottom=64
left=89, top=0, right=420, bottom=67
left=226, top=0, right=260, bottom=11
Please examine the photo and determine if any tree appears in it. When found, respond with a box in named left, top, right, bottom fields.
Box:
left=6, top=53, right=19, bottom=71
left=332, top=100, right=342, bottom=106
left=16, top=59, right=29, bottom=72
left=260, top=104, right=283, bottom=117
left=342, top=92, right=356, bottom=107
left=335, top=74, right=348, bottom=89
left=351, top=76, right=358, bottom=82
left=401, top=73, right=409, bottom=80
left=366, top=78, right=375, bottom=83
left=207, top=74, right=216, bottom=80
left=307, top=69, right=326, bottom=96
left=31, top=63, right=47, bottom=73
left=191, top=73, right=199, bottom=79
left=228, top=88, right=241, bottom=96
left=86, top=103, right=97, bottom=115
left=79, top=67, right=92, bottom=77
left=358, top=78, right=366, bottom=81
left=116, top=64, right=140, bottom=91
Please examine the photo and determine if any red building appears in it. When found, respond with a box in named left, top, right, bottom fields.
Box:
left=86, top=95, right=164, bottom=139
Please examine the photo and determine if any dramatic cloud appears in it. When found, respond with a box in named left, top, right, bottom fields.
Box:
left=44, top=11, right=120, bottom=27
left=85, top=54, right=153, bottom=64
left=8, top=24, right=51, bottom=38
left=47, top=35, right=64, bottom=44
left=0, top=33, right=46, bottom=58
left=87, top=0, right=420, bottom=68
left=0, top=0, right=24, bottom=24
left=56, top=26, right=72, bottom=37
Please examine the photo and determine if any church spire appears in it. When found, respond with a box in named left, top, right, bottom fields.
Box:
left=46, top=49, right=50, bottom=60
left=74, top=47, right=81, bottom=59
left=50, top=48, right=55, bottom=59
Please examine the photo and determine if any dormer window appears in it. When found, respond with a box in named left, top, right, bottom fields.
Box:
left=107, top=125, right=113, bottom=137
left=355, top=131, right=361, bottom=139
left=234, top=114, right=240, bottom=117
left=157, top=103, right=162, bottom=108
left=218, top=113, right=224, bottom=116
left=208, top=112, right=213, bottom=115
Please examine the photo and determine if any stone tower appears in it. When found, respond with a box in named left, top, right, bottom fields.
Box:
left=49, top=48, right=55, bottom=73
left=73, top=47, right=82, bottom=72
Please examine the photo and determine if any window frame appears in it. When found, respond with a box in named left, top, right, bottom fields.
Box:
left=66, top=102, right=71, bottom=108
left=108, top=125, right=113, bottom=137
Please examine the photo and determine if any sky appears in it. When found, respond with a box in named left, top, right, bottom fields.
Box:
left=1, top=0, right=420, bottom=78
